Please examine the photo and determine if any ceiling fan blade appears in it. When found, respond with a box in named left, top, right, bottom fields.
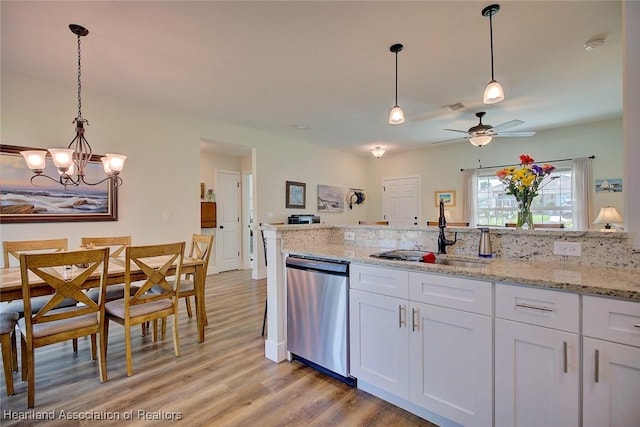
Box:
left=495, top=131, right=536, bottom=137
left=443, top=129, right=469, bottom=134
left=431, top=136, right=466, bottom=144
left=492, top=119, right=524, bottom=131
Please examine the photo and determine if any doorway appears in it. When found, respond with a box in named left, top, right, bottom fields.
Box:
left=382, top=176, right=420, bottom=226
left=216, top=169, right=242, bottom=272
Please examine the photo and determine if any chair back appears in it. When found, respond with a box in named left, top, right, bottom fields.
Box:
left=427, top=221, right=469, bottom=226
left=19, top=248, right=110, bottom=334
left=81, top=236, right=131, bottom=259
left=505, top=223, right=565, bottom=229
left=188, top=234, right=213, bottom=269
left=259, top=223, right=284, bottom=267
left=125, top=242, right=185, bottom=309
left=3, top=238, right=68, bottom=268
left=358, top=221, right=389, bottom=225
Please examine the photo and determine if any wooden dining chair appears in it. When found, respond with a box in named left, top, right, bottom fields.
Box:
left=1, top=238, right=79, bottom=350
left=358, top=221, right=389, bottom=225
left=104, top=242, right=185, bottom=377
left=81, top=236, right=134, bottom=303
left=1, top=312, right=19, bottom=396
left=18, top=248, right=110, bottom=407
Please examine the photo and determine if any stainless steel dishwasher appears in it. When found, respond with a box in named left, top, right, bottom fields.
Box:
left=286, top=255, right=355, bottom=385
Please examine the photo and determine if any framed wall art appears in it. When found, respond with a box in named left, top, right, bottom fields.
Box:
left=435, top=190, right=456, bottom=207
left=317, top=184, right=344, bottom=212
left=0, top=144, right=118, bottom=223
left=286, top=181, right=306, bottom=209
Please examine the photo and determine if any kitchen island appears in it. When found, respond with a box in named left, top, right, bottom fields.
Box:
left=262, top=224, right=640, bottom=427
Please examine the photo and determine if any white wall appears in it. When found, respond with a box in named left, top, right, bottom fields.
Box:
left=366, top=118, right=624, bottom=229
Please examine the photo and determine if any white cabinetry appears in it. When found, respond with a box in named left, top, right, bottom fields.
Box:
left=495, top=283, right=580, bottom=427
left=349, top=264, right=492, bottom=427
left=408, top=272, right=493, bottom=427
left=582, top=295, right=640, bottom=427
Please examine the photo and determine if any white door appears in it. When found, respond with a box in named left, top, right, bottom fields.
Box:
left=495, top=318, right=579, bottom=427
left=583, top=337, right=640, bottom=427
left=409, top=302, right=493, bottom=427
left=382, top=176, right=419, bottom=226
left=216, top=170, right=241, bottom=272
left=349, top=289, right=409, bottom=399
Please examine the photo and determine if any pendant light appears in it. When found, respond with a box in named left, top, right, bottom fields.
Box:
left=388, top=43, right=405, bottom=125
left=21, top=24, right=126, bottom=187
left=482, top=4, right=505, bottom=104
left=370, top=146, right=386, bottom=158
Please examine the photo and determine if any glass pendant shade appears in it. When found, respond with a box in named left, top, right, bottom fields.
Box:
left=21, top=151, right=47, bottom=172
left=47, top=148, right=75, bottom=171
left=469, top=135, right=493, bottom=146
left=389, top=106, right=405, bottom=125
left=370, top=146, right=386, bottom=158
left=483, top=80, right=505, bottom=104
left=104, top=153, right=127, bottom=173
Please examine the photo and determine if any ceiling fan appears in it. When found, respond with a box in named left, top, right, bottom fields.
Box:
left=433, top=111, right=536, bottom=146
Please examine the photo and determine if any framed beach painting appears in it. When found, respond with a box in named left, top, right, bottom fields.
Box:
left=0, top=144, right=118, bottom=223
left=317, top=185, right=344, bottom=212
left=435, top=190, right=456, bottom=207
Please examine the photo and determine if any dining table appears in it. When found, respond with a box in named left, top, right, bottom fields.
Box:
left=0, top=255, right=208, bottom=343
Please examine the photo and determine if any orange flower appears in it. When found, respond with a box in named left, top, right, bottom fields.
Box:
left=519, top=154, right=535, bottom=165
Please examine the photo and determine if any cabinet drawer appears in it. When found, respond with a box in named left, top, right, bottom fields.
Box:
left=496, top=283, right=579, bottom=332
left=350, top=264, right=409, bottom=299
left=409, top=272, right=492, bottom=315
left=583, top=296, right=640, bottom=347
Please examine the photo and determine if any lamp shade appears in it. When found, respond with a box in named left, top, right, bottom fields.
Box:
left=389, top=106, right=405, bottom=125
left=47, top=148, right=74, bottom=170
left=483, top=80, right=505, bottom=104
left=21, top=150, right=47, bottom=172
left=469, top=135, right=493, bottom=146
left=593, top=206, right=623, bottom=226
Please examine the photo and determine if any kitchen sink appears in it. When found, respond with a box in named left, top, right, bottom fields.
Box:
left=434, top=258, right=491, bottom=268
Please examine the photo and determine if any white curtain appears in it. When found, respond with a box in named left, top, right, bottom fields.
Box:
left=572, top=157, right=593, bottom=230
left=463, top=168, right=478, bottom=226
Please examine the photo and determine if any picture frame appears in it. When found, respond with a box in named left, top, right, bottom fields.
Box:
left=317, top=184, right=345, bottom=212
left=435, top=190, right=456, bottom=207
left=285, top=181, right=306, bottom=209
left=0, top=144, right=118, bottom=223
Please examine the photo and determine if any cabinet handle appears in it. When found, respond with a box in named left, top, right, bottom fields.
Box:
left=563, top=341, right=568, bottom=374
left=399, top=305, right=406, bottom=328
left=515, top=302, right=554, bottom=312
left=594, top=349, right=600, bottom=383
left=412, top=308, right=419, bottom=332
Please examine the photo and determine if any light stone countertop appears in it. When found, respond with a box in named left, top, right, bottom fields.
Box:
left=283, top=243, right=640, bottom=302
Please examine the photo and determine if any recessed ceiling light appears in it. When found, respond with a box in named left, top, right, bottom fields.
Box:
left=584, top=37, right=605, bottom=51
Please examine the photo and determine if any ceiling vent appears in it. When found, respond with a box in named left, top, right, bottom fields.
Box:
left=442, top=102, right=465, bottom=112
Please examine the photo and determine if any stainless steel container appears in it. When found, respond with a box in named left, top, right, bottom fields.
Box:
left=478, top=227, right=493, bottom=258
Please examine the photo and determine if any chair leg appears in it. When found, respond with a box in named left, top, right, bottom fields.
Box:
left=98, top=328, right=108, bottom=383
left=20, top=335, right=27, bottom=382
left=125, top=326, right=133, bottom=377
left=261, top=297, right=268, bottom=337
left=26, top=340, right=35, bottom=408
left=172, top=314, right=180, bottom=357
left=11, top=328, right=18, bottom=372
left=90, top=334, right=97, bottom=361
left=185, top=297, right=193, bottom=318
left=72, top=337, right=78, bottom=353
left=1, top=332, right=15, bottom=396
left=161, top=318, right=167, bottom=340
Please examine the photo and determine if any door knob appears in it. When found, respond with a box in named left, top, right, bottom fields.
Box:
left=220, top=225, right=224, bottom=229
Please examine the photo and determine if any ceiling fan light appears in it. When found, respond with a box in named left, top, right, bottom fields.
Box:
left=483, top=80, right=504, bottom=104
left=469, top=135, right=493, bottom=146
left=389, top=106, right=405, bottom=125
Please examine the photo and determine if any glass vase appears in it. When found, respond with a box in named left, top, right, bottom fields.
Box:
left=516, top=200, right=534, bottom=230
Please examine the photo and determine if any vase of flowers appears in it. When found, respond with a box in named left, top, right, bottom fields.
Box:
left=496, top=154, right=556, bottom=230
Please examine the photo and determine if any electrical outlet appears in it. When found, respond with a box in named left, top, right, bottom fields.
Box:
left=553, top=241, right=582, bottom=256
left=344, top=231, right=355, bottom=241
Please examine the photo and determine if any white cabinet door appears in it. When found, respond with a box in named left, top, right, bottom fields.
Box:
left=583, top=337, right=640, bottom=427
left=349, top=289, right=409, bottom=398
left=495, top=318, right=579, bottom=427
left=409, top=301, right=493, bottom=427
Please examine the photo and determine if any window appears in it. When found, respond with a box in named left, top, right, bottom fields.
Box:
left=476, top=167, right=574, bottom=227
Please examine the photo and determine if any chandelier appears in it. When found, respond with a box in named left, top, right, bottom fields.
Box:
left=21, top=24, right=126, bottom=187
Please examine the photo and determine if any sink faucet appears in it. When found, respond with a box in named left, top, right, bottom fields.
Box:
left=437, top=199, right=457, bottom=254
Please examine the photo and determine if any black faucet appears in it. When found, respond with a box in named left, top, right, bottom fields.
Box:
left=437, top=199, right=457, bottom=254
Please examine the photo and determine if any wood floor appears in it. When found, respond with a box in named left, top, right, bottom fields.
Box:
left=0, top=270, right=436, bottom=426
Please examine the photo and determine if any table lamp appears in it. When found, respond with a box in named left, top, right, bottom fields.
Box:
left=593, top=206, right=623, bottom=231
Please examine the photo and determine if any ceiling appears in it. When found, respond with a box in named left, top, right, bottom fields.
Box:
left=1, top=1, right=623, bottom=157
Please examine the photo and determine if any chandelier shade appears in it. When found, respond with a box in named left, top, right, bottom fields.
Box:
left=20, top=24, right=125, bottom=187
left=388, top=43, right=405, bottom=125
left=469, top=135, right=493, bottom=146
left=370, top=146, right=386, bottom=158
left=482, top=4, right=505, bottom=105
